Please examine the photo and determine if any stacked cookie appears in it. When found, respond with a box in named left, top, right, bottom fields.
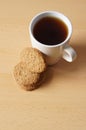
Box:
left=13, top=47, right=47, bottom=91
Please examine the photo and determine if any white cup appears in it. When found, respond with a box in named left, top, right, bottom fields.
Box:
left=29, top=11, right=77, bottom=65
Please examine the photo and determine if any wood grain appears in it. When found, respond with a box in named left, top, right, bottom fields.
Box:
left=0, top=0, right=86, bottom=130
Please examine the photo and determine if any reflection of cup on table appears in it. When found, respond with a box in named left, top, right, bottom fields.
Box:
left=29, top=11, right=77, bottom=65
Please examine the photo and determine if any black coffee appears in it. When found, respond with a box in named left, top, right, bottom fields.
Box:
left=33, top=17, right=68, bottom=45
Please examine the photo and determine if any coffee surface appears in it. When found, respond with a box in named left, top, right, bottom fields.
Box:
left=33, top=17, right=68, bottom=45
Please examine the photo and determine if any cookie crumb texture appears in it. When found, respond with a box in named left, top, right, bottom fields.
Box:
left=20, top=48, right=47, bottom=73
left=13, top=62, right=45, bottom=91
left=13, top=47, right=47, bottom=91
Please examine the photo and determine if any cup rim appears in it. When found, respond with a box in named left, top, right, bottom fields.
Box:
left=29, top=11, right=72, bottom=48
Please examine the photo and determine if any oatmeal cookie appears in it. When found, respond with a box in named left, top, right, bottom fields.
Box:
left=13, top=62, right=44, bottom=91
left=20, top=47, right=47, bottom=73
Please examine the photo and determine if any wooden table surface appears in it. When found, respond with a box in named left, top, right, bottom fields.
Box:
left=0, top=0, right=86, bottom=130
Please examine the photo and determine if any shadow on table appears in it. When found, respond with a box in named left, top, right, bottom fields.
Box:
left=54, top=31, right=86, bottom=74
left=39, top=29, right=86, bottom=89
left=56, top=43, right=86, bottom=72
left=41, top=43, right=86, bottom=88
left=39, top=27, right=86, bottom=90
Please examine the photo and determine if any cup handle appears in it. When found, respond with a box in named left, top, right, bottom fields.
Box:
left=62, top=44, right=77, bottom=62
